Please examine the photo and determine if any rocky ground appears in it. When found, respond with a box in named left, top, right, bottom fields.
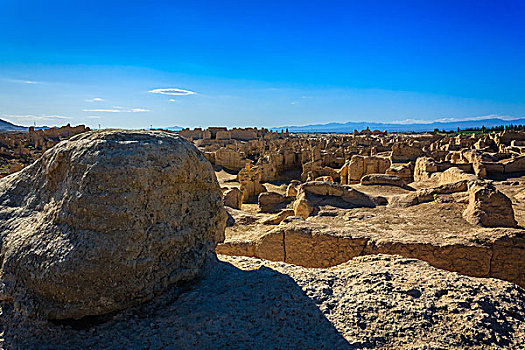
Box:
left=2, top=254, right=524, bottom=349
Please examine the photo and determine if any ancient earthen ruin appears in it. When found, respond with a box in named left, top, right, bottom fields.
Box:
left=204, top=127, right=525, bottom=291
left=0, top=126, right=524, bottom=349
left=0, top=124, right=89, bottom=177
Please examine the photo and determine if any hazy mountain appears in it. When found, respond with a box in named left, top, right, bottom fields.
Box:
left=273, top=118, right=525, bottom=133
left=0, top=119, right=28, bottom=131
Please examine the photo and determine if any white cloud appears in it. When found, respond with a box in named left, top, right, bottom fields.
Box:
left=3, top=114, right=72, bottom=121
left=148, top=88, right=196, bottom=96
left=83, top=109, right=122, bottom=113
left=169, top=99, right=176, bottom=102
left=86, top=115, right=101, bottom=119
left=3, top=78, right=41, bottom=85
left=86, top=97, right=104, bottom=102
left=433, top=114, right=517, bottom=122
left=83, top=107, right=150, bottom=113
left=391, top=118, right=433, bottom=124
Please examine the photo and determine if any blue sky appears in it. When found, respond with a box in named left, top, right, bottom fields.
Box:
left=0, top=0, right=524, bottom=129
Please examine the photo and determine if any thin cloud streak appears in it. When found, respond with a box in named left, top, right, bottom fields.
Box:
left=83, top=109, right=122, bottom=113
left=148, top=88, right=196, bottom=96
left=2, top=78, right=41, bottom=85
left=83, top=108, right=150, bottom=113
left=3, top=114, right=72, bottom=121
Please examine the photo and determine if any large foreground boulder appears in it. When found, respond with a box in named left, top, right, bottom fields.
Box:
left=0, top=130, right=226, bottom=319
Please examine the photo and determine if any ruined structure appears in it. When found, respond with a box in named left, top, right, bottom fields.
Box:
left=1, top=126, right=525, bottom=349
left=0, top=124, right=89, bottom=177
left=207, top=128, right=525, bottom=289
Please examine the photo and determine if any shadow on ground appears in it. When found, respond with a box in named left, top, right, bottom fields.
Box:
left=1, top=260, right=352, bottom=349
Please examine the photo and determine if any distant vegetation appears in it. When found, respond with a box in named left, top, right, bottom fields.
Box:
left=434, top=123, right=525, bottom=135
left=278, top=117, right=525, bottom=134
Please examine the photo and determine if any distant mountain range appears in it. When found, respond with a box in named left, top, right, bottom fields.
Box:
left=0, top=119, right=27, bottom=131
left=273, top=117, right=525, bottom=133
left=0, top=119, right=59, bottom=131
left=3, top=117, right=523, bottom=134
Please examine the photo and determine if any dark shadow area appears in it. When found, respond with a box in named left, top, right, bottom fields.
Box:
left=307, top=193, right=376, bottom=211
left=1, top=260, right=353, bottom=349
left=275, top=169, right=303, bottom=183
left=487, top=171, right=525, bottom=181
left=50, top=312, right=118, bottom=330
left=212, top=164, right=239, bottom=175
left=265, top=179, right=290, bottom=186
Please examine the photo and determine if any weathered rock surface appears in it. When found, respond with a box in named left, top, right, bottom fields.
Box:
left=463, top=183, right=518, bottom=228
left=210, top=147, right=248, bottom=171
left=2, top=254, right=524, bottom=349
left=439, top=166, right=478, bottom=184
left=0, top=130, right=226, bottom=319
left=285, top=181, right=299, bottom=196
left=361, top=173, right=406, bottom=187
left=385, top=163, right=413, bottom=181
left=293, top=191, right=316, bottom=218
left=223, top=187, right=243, bottom=209
left=238, top=164, right=266, bottom=203
left=389, top=180, right=468, bottom=207
left=347, top=155, right=391, bottom=183
left=301, top=160, right=340, bottom=182
left=315, top=175, right=334, bottom=182
left=0, top=124, right=90, bottom=178
left=261, top=209, right=295, bottom=225
left=414, top=157, right=438, bottom=181
left=257, top=191, right=290, bottom=213
left=293, top=181, right=376, bottom=218
left=390, top=142, right=424, bottom=162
